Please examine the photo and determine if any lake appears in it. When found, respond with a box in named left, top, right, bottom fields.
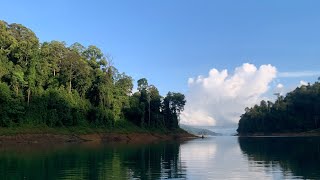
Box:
left=0, top=136, right=319, bottom=179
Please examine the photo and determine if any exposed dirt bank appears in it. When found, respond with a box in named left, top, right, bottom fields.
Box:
left=0, top=131, right=197, bottom=146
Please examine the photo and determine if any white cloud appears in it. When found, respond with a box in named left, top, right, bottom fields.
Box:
left=274, top=83, right=286, bottom=96
left=276, top=83, right=284, bottom=89
left=299, top=80, right=308, bottom=86
left=181, top=110, right=216, bottom=126
left=278, top=71, right=320, bottom=78
left=180, top=63, right=277, bottom=126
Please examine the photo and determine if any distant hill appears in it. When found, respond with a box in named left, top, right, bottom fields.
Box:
left=180, top=124, right=221, bottom=136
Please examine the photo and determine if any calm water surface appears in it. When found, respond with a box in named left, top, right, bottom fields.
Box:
left=0, top=136, right=319, bottom=179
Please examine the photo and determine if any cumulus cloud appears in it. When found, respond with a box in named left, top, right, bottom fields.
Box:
left=180, top=63, right=277, bottom=126
left=276, top=83, right=284, bottom=89
left=274, top=83, right=286, bottom=96
left=299, top=80, right=308, bottom=86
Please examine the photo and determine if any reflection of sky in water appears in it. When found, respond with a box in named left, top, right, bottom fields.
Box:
left=196, top=126, right=238, bottom=135
left=0, top=136, right=314, bottom=179
left=179, top=137, right=297, bottom=180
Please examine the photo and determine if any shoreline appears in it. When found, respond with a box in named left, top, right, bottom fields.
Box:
left=237, top=131, right=320, bottom=137
left=0, top=131, right=197, bottom=146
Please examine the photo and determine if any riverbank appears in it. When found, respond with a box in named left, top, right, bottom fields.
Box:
left=0, top=125, right=197, bottom=145
left=238, top=129, right=320, bottom=137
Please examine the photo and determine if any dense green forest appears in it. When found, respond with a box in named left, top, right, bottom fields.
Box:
left=0, top=20, right=186, bottom=131
left=237, top=79, right=320, bottom=134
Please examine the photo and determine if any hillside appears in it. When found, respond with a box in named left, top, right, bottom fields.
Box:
left=237, top=80, right=320, bottom=135
left=180, top=124, right=221, bottom=136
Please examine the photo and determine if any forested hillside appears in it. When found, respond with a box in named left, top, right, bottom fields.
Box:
left=0, top=20, right=186, bottom=130
left=237, top=80, right=320, bottom=134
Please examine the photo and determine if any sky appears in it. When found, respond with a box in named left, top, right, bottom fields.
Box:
left=1, top=0, right=320, bottom=127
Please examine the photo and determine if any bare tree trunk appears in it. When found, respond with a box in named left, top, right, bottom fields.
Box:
left=69, top=77, right=72, bottom=93
left=68, top=62, right=73, bottom=93
left=27, top=88, right=31, bottom=106
left=15, top=86, right=19, bottom=96
left=149, top=101, right=151, bottom=127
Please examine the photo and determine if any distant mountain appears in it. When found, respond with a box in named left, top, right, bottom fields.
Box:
left=180, top=124, right=221, bottom=136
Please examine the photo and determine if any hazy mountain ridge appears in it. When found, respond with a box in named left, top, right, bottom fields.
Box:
left=180, top=124, right=221, bottom=136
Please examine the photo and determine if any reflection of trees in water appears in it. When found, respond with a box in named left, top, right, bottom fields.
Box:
left=238, top=137, right=320, bottom=179
left=0, top=143, right=185, bottom=180
left=121, top=142, right=185, bottom=179
left=0, top=146, right=126, bottom=180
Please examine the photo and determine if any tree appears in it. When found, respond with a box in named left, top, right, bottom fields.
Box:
left=83, top=45, right=104, bottom=69
left=137, top=78, right=149, bottom=127
left=0, top=20, right=187, bottom=132
left=148, top=85, right=162, bottom=127
left=237, top=80, right=320, bottom=134
left=137, top=78, right=148, bottom=92
left=69, top=42, right=85, bottom=55
left=163, top=92, right=186, bottom=129
left=112, top=73, right=133, bottom=120
left=0, top=82, right=24, bottom=126
left=7, top=23, right=39, bottom=68
left=60, top=51, right=88, bottom=93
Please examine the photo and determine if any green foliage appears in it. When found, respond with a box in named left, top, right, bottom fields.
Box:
left=0, top=20, right=186, bottom=132
left=162, top=92, right=186, bottom=129
left=87, top=105, right=114, bottom=127
left=124, top=83, right=186, bottom=130
left=237, top=81, right=320, bottom=134
left=0, top=82, right=24, bottom=126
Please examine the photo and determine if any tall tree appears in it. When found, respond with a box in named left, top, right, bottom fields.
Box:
left=0, top=20, right=187, bottom=131
left=163, top=92, right=186, bottom=129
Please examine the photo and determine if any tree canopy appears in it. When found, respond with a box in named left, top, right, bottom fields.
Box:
left=237, top=79, right=320, bottom=134
left=0, top=20, right=186, bottom=130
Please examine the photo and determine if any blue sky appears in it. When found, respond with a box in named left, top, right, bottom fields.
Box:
left=2, top=1, right=320, bottom=126
left=1, top=0, right=320, bottom=94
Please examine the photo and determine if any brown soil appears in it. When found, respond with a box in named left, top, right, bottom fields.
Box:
left=0, top=131, right=197, bottom=146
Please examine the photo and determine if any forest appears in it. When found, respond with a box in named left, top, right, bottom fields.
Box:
left=0, top=20, right=186, bottom=131
left=237, top=79, right=320, bottom=134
